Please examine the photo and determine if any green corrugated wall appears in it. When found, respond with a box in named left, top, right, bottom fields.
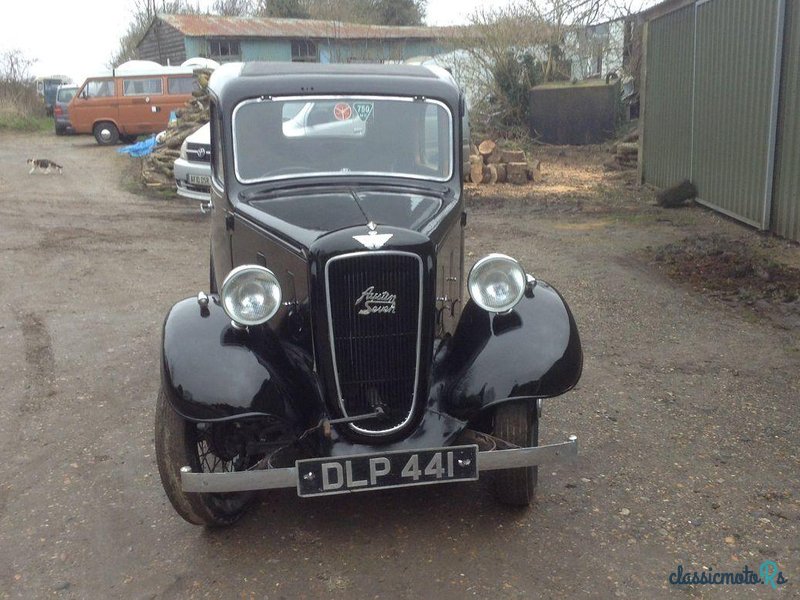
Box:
left=692, top=0, right=780, bottom=228
left=641, top=5, right=695, bottom=188
left=643, top=0, right=798, bottom=241
left=773, top=0, right=800, bottom=241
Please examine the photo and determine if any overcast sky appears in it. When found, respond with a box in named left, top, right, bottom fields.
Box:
left=0, top=0, right=647, bottom=83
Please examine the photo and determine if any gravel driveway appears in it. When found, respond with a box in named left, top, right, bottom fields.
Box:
left=0, top=132, right=797, bottom=599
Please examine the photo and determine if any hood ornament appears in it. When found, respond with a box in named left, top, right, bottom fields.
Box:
left=353, top=222, right=392, bottom=249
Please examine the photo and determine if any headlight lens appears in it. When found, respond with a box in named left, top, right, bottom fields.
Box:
left=179, top=140, right=188, bottom=161
left=468, top=254, right=526, bottom=313
left=220, top=265, right=282, bottom=326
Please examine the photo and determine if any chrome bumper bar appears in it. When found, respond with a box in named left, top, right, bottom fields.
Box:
left=181, top=435, right=577, bottom=493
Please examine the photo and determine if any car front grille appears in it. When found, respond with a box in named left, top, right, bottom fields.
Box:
left=325, top=252, right=422, bottom=434
left=186, top=143, right=211, bottom=163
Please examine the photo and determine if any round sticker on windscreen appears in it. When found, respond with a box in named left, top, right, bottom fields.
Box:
left=333, top=103, right=352, bottom=120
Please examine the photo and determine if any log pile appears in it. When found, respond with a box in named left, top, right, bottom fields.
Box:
left=605, top=129, right=640, bottom=171
left=141, top=68, right=212, bottom=192
left=466, top=139, right=539, bottom=185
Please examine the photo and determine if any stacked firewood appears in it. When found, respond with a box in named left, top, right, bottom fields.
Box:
left=141, top=68, right=213, bottom=191
left=605, top=129, right=640, bottom=171
left=466, top=140, right=539, bottom=185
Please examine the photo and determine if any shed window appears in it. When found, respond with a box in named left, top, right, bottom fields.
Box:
left=123, top=78, right=163, bottom=96
left=291, top=40, right=318, bottom=62
left=208, top=39, right=241, bottom=61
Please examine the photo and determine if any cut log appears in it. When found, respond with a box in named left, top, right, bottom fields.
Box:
left=616, top=142, right=639, bottom=155
left=487, top=164, right=499, bottom=184
left=501, top=149, right=527, bottom=163
left=622, top=129, right=640, bottom=143
left=485, top=147, right=504, bottom=164
left=494, top=163, right=507, bottom=183
left=478, top=139, right=497, bottom=157
left=657, top=179, right=697, bottom=208
left=506, top=162, right=528, bottom=185
left=463, top=162, right=471, bottom=182
left=471, top=143, right=480, bottom=157
left=526, top=160, right=541, bottom=181
left=471, top=162, right=490, bottom=184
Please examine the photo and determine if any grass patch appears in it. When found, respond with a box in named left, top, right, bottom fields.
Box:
left=0, top=113, right=52, bottom=132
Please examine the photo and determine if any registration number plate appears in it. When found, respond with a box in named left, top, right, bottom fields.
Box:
left=296, top=445, right=478, bottom=497
left=188, top=174, right=210, bottom=185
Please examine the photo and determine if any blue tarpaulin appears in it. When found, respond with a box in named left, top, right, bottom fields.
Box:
left=117, top=135, right=158, bottom=157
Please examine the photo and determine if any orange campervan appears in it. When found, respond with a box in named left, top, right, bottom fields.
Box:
left=69, top=62, right=197, bottom=145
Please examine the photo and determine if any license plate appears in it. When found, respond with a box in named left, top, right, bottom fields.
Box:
left=188, top=174, right=210, bottom=185
left=296, top=445, right=478, bottom=497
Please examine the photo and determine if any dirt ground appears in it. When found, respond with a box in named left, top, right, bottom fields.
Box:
left=0, top=133, right=797, bottom=599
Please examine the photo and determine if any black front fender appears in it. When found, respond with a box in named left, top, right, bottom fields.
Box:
left=432, top=280, right=583, bottom=421
left=161, top=297, right=324, bottom=428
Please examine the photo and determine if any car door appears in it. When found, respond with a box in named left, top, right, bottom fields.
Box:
left=69, top=78, right=116, bottom=134
left=118, top=76, right=164, bottom=134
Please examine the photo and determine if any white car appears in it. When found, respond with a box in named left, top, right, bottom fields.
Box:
left=174, top=123, right=211, bottom=201
left=282, top=101, right=367, bottom=138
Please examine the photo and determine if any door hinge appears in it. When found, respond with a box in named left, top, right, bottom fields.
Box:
left=461, top=211, right=468, bottom=227
left=225, top=213, right=235, bottom=232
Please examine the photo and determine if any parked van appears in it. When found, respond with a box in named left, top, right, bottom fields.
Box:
left=68, top=63, right=198, bottom=145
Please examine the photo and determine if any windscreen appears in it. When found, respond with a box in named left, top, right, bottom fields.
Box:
left=233, top=96, right=453, bottom=183
left=57, top=88, right=77, bottom=102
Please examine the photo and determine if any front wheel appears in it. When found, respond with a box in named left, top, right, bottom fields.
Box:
left=492, top=401, right=539, bottom=507
left=93, top=121, right=119, bottom=145
left=155, top=387, right=254, bottom=526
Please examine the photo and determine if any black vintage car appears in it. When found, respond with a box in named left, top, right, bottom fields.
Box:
left=155, top=62, right=583, bottom=526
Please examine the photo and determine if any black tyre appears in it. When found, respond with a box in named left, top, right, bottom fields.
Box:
left=492, top=401, right=539, bottom=507
left=155, top=387, right=253, bottom=526
left=55, top=123, right=66, bottom=136
left=93, top=121, right=119, bottom=145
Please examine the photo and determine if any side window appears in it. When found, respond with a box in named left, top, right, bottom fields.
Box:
left=420, top=104, right=441, bottom=171
left=84, top=79, right=114, bottom=98
left=123, top=78, right=163, bottom=96
left=211, top=103, right=225, bottom=185
left=167, top=76, right=198, bottom=95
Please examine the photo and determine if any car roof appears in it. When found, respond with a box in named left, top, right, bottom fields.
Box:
left=209, top=62, right=461, bottom=115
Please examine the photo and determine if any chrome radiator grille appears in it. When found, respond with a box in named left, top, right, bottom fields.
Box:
left=325, top=252, right=422, bottom=433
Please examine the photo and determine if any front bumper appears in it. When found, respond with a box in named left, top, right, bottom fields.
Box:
left=174, top=157, right=211, bottom=201
left=180, top=435, right=578, bottom=493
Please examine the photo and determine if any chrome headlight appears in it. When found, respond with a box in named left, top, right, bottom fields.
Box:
left=468, top=254, right=526, bottom=313
left=179, top=139, right=188, bottom=161
left=220, top=265, right=282, bottom=326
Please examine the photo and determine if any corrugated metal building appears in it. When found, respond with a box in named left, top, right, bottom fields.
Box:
left=640, top=0, right=800, bottom=242
left=135, top=14, right=454, bottom=66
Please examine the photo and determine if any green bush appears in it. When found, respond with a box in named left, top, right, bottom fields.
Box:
left=0, top=80, right=49, bottom=132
